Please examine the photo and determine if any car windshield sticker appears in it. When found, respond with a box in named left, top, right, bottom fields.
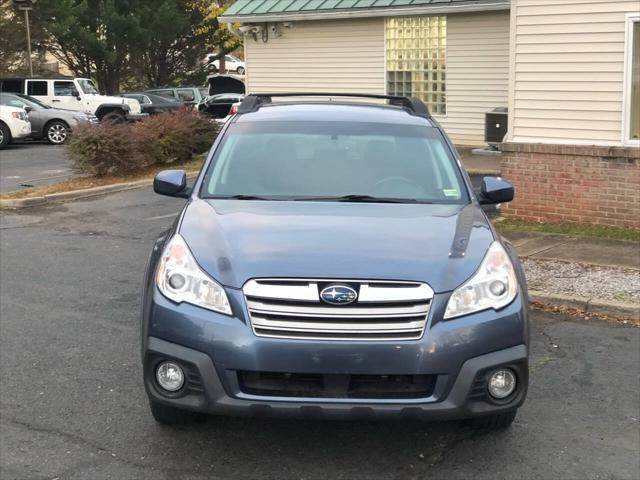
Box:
left=443, top=188, right=459, bottom=197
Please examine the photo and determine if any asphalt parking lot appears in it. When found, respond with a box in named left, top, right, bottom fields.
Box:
left=0, top=187, right=638, bottom=480
left=0, top=142, right=75, bottom=193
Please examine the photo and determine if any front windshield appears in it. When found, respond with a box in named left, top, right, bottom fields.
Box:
left=77, top=79, right=99, bottom=95
left=202, top=121, right=469, bottom=204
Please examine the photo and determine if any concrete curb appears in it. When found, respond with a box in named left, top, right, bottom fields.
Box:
left=529, top=290, right=640, bottom=321
left=0, top=173, right=199, bottom=209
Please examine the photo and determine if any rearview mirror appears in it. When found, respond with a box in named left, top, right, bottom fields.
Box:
left=153, top=170, right=190, bottom=198
left=479, top=176, right=514, bottom=205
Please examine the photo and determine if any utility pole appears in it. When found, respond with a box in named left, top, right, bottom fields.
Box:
left=12, top=0, right=37, bottom=76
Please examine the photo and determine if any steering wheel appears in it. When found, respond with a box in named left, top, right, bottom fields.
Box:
left=372, top=177, right=423, bottom=196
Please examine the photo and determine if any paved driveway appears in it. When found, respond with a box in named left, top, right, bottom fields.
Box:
left=0, top=142, right=75, bottom=193
left=0, top=188, right=638, bottom=480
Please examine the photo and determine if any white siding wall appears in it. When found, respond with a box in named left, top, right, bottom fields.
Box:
left=244, top=12, right=510, bottom=145
left=508, top=0, right=639, bottom=145
left=244, top=18, right=386, bottom=95
left=441, top=11, right=510, bottom=145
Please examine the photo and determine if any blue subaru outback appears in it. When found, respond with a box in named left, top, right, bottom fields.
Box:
left=142, top=93, right=529, bottom=429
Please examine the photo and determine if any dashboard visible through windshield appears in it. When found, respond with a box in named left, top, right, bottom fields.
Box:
left=202, top=121, right=469, bottom=204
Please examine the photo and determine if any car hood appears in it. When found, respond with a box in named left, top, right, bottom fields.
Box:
left=39, top=107, right=87, bottom=118
left=178, top=199, right=495, bottom=293
left=85, top=94, right=127, bottom=105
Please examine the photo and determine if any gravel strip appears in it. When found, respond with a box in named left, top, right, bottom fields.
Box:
left=522, top=258, right=640, bottom=304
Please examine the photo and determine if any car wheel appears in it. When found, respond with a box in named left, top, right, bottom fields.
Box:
left=236, top=67, right=245, bottom=75
left=0, top=122, right=10, bottom=149
left=101, top=111, right=126, bottom=123
left=471, top=410, right=517, bottom=430
left=148, top=399, right=199, bottom=425
left=45, top=120, right=70, bottom=145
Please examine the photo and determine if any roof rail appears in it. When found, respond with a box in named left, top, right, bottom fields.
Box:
left=236, top=93, right=431, bottom=118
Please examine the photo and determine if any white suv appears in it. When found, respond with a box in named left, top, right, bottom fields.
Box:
left=205, top=54, right=246, bottom=75
left=0, top=105, right=31, bottom=149
left=0, top=77, right=145, bottom=122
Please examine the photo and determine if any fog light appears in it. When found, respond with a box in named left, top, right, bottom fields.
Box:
left=156, top=361, right=184, bottom=392
left=487, top=368, right=516, bottom=399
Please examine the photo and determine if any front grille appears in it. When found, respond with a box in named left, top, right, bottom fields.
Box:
left=238, top=371, right=436, bottom=399
left=243, top=279, right=433, bottom=341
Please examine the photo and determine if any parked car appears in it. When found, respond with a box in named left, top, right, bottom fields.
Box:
left=145, top=87, right=207, bottom=108
left=198, top=74, right=246, bottom=121
left=198, top=93, right=244, bottom=119
left=0, top=77, right=145, bottom=122
left=142, top=93, right=529, bottom=430
left=0, top=92, right=97, bottom=145
left=120, top=93, right=182, bottom=115
left=205, top=54, right=246, bottom=75
left=0, top=105, right=31, bottom=149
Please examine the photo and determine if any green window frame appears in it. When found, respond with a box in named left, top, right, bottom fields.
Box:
left=385, top=16, right=447, bottom=116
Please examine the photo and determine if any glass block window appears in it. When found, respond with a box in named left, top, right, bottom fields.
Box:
left=386, top=16, right=447, bottom=115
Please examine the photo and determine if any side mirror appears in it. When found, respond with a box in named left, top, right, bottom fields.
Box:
left=72, top=90, right=81, bottom=99
left=479, top=176, right=514, bottom=205
left=153, top=170, right=190, bottom=198
left=23, top=106, right=33, bottom=113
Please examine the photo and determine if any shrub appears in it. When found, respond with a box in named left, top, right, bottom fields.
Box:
left=67, top=121, right=141, bottom=177
left=132, top=110, right=219, bottom=166
left=67, top=111, right=220, bottom=177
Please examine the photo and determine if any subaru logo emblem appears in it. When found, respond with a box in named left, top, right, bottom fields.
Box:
left=320, top=285, right=358, bottom=305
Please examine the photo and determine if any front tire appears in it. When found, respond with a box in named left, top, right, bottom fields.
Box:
left=471, top=410, right=517, bottom=430
left=45, top=120, right=70, bottom=145
left=0, top=122, right=10, bottom=149
left=149, top=399, right=198, bottom=425
left=101, top=111, right=126, bottom=123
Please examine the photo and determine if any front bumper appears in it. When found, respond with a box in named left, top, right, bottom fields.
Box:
left=143, top=289, right=529, bottom=420
left=10, top=120, right=31, bottom=139
left=145, top=337, right=527, bottom=419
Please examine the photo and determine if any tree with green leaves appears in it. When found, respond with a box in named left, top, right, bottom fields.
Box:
left=0, top=0, right=49, bottom=74
left=1, top=0, right=241, bottom=93
left=129, top=0, right=241, bottom=90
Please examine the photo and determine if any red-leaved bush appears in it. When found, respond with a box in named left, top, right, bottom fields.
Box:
left=67, top=111, right=219, bottom=177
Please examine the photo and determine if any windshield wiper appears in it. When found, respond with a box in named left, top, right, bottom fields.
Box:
left=294, top=194, right=431, bottom=204
left=210, top=194, right=279, bottom=201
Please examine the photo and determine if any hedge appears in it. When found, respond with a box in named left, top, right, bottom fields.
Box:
left=67, top=110, right=220, bottom=177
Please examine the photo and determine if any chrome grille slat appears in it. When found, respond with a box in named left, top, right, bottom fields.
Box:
left=243, top=279, right=433, bottom=341
left=246, top=300, right=429, bottom=318
left=251, top=316, right=426, bottom=332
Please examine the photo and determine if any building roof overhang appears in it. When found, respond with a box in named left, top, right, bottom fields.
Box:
left=221, top=0, right=510, bottom=24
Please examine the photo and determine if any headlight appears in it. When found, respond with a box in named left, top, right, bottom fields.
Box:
left=156, top=234, right=232, bottom=315
left=444, top=241, right=518, bottom=319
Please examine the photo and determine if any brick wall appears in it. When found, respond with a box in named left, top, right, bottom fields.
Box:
left=500, top=143, right=640, bottom=229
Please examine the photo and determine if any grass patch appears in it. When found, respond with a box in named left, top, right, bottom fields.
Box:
left=496, top=217, right=640, bottom=242
left=0, top=157, right=203, bottom=200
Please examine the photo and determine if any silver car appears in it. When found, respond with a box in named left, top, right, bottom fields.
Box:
left=0, top=92, right=97, bottom=145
